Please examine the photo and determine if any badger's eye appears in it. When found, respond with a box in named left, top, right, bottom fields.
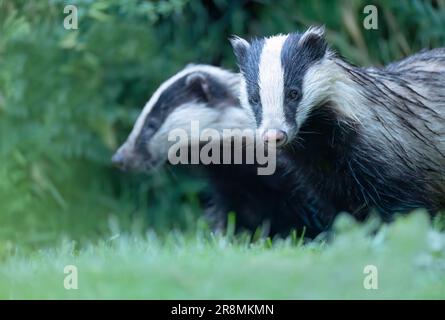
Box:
left=249, top=95, right=260, bottom=106
left=287, top=89, right=301, bottom=102
left=145, top=118, right=158, bottom=131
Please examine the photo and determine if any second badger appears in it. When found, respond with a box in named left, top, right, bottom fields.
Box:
left=112, top=64, right=335, bottom=237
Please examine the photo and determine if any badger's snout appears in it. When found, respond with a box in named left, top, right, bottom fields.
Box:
left=111, top=142, right=159, bottom=172
left=111, top=144, right=139, bottom=171
left=262, top=129, right=288, bottom=147
left=111, top=149, right=128, bottom=171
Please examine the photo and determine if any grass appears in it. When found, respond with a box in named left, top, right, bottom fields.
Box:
left=0, top=212, right=444, bottom=299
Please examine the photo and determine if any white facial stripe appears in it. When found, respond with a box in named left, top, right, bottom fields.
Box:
left=152, top=102, right=254, bottom=142
left=297, top=58, right=362, bottom=131
left=152, top=103, right=217, bottom=142
left=148, top=102, right=254, bottom=158
left=296, top=60, right=331, bottom=131
left=258, top=35, right=288, bottom=131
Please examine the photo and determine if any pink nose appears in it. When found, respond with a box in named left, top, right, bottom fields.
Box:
left=262, top=129, right=288, bottom=146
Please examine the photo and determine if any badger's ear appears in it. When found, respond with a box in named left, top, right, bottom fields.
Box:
left=230, top=36, right=250, bottom=65
left=298, top=26, right=327, bottom=60
left=185, top=72, right=212, bottom=101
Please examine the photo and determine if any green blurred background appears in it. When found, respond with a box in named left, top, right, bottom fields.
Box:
left=1, top=0, right=444, bottom=250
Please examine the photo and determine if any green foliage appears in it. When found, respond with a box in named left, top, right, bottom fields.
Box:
left=0, top=0, right=445, bottom=250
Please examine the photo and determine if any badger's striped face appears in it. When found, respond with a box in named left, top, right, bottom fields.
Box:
left=231, top=27, right=328, bottom=146
left=112, top=65, right=245, bottom=172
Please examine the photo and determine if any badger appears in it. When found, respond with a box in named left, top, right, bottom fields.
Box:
left=230, top=26, right=445, bottom=219
left=112, top=64, right=335, bottom=237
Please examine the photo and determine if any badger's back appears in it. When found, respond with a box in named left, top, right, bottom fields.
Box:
left=359, top=49, right=445, bottom=208
left=308, top=48, right=445, bottom=215
left=385, top=47, right=445, bottom=73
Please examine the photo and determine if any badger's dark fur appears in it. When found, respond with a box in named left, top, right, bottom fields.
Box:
left=231, top=27, right=445, bottom=220
left=201, top=153, right=335, bottom=237
left=112, top=64, right=335, bottom=237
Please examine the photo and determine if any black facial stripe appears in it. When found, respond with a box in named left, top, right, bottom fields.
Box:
left=205, top=75, right=239, bottom=106
left=134, top=71, right=238, bottom=153
left=239, top=38, right=264, bottom=126
left=134, top=128, right=153, bottom=161
left=134, top=75, right=189, bottom=151
left=281, top=32, right=327, bottom=125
